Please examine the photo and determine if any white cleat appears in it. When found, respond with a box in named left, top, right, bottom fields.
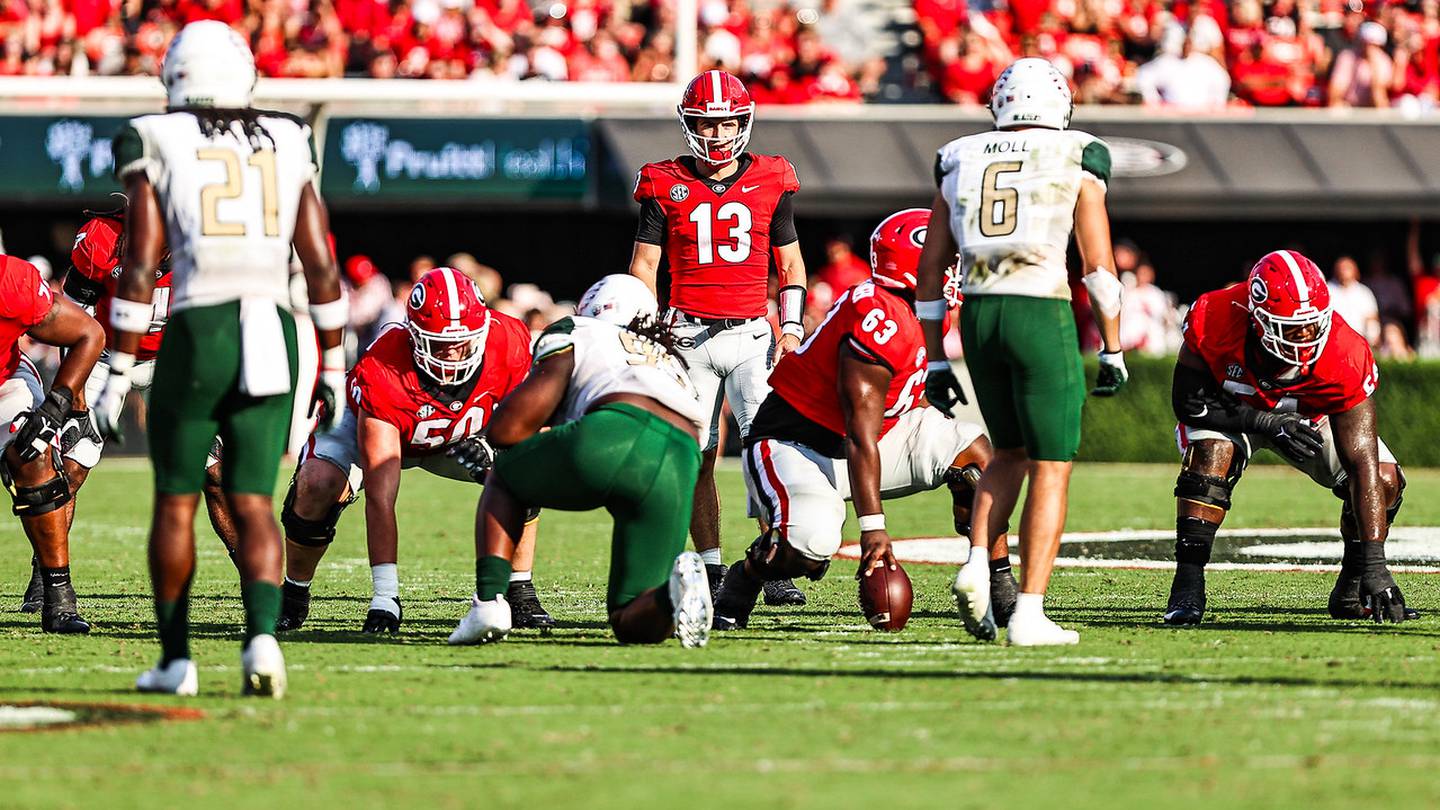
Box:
left=241, top=634, right=287, bottom=698
left=136, top=658, right=198, bottom=696
left=952, top=563, right=997, bottom=641
left=448, top=594, right=512, bottom=645
left=670, top=551, right=712, bottom=648
left=1006, top=613, right=1080, bottom=647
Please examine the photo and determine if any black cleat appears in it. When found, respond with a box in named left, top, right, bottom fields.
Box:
left=362, top=597, right=402, bottom=633
left=40, top=581, right=90, bottom=634
left=712, top=562, right=762, bottom=630
left=276, top=580, right=312, bottom=632
left=990, top=566, right=1019, bottom=628
left=507, top=580, right=556, bottom=630
left=1329, top=570, right=1365, bottom=619
left=1163, top=573, right=1206, bottom=626
left=706, top=564, right=725, bottom=602
left=19, top=557, right=41, bottom=613
left=763, top=578, right=806, bottom=607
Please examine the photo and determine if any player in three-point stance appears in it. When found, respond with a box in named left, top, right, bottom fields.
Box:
left=629, top=69, right=810, bottom=606
left=449, top=274, right=713, bottom=648
left=917, top=58, right=1127, bottom=646
left=1165, top=250, right=1413, bottom=625
left=99, top=20, right=346, bottom=697
left=268, top=266, right=552, bottom=633
left=711, top=209, right=1010, bottom=631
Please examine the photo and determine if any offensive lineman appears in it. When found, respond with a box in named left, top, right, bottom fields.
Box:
left=712, top=209, right=1014, bottom=630
left=98, top=20, right=346, bottom=697
left=629, top=69, right=809, bottom=605
left=449, top=274, right=712, bottom=648
left=1166, top=250, right=1412, bottom=624
left=267, top=267, right=553, bottom=633
left=916, top=58, right=1127, bottom=646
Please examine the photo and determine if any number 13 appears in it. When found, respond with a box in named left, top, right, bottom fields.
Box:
left=688, top=201, right=753, bottom=264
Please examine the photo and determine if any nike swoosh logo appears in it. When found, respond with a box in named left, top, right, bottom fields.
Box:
left=1191, top=405, right=1208, bottom=418
left=741, top=185, right=760, bottom=193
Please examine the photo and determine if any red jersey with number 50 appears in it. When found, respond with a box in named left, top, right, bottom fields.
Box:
left=345, top=313, right=532, bottom=456
left=1183, top=283, right=1377, bottom=418
left=633, top=153, right=800, bottom=319
left=769, top=280, right=927, bottom=438
left=0, top=255, right=53, bottom=382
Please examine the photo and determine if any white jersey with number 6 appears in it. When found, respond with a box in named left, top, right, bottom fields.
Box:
left=113, top=111, right=318, bottom=313
left=935, top=128, right=1111, bottom=301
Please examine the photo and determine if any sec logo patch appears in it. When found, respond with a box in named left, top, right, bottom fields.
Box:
left=669, top=185, right=689, bottom=202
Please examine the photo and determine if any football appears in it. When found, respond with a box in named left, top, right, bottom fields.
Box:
left=857, top=563, right=913, bottom=632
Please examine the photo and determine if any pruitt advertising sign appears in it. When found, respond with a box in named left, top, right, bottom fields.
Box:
left=322, top=117, right=589, bottom=205
left=0, top=116, right=126, bottom=203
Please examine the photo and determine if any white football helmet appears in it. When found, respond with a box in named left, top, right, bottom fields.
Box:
left=162, top=21, right=257, bottom=109
left=577, top=274, right=658, bottom=325
left=990, top=58, right=1072, bottom=131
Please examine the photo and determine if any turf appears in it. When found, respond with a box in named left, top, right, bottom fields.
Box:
left=3, top=461, right=1439, bottom=809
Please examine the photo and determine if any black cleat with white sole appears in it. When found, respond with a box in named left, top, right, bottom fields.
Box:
left=990, top=564, right=1019, bottom=628
left=507, top=580, right=556, bottom=630
left=712, top=562, right=762, bottom=631
left=763, top=578, right=806, bottom=607
left=41, top=581, right=90, bottom=634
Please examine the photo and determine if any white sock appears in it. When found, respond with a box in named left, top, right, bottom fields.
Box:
left=966, top=545, right=988, bottom=567
left=371, top=563, right=399, bottom=600
left=699, top=548, right=723, bottom=566
left=284, top=576, right=311, bottom=589
left=509, top=571, right=532, bottom=583
left=1014, top=592, right=1045, bottom=620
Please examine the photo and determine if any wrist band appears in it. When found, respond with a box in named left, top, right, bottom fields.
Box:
left=778, top=285, right=805, bottom=330
left=109, top=297, right=152, bottom=334
left=858, top=513, right=885, bottom=532
left=781, top=322, right=805, bottom=339
left=310, top=298, right=348, bottom=331
left=321, top=344, right=346, bottom=372
left=915, top=298, right=947, bottom=321
left=106, top=351, right=136, bottom=376
left=926, top=359, right=951, bottom=372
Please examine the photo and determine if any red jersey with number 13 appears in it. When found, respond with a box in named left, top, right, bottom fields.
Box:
left=769, top=280, right=927, bottom=439
left=633, top=154, right=800, bottom=319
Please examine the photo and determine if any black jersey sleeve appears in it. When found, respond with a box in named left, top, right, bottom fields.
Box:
left=769, top=191, right=798, bottom=246
left=634, top=198, right=667, bottom=245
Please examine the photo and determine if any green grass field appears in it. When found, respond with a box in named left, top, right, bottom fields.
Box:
left=3, top=462, right=1439, bottom=809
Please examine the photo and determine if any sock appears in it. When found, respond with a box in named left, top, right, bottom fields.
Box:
left=508, top=570, right=532, bottom=584
left=988, top=556, right=1013, bottom=576
left=284, top=576, right=311, bottom=589
left=241, top=580, right=281, bottom=641
left=1013, top=592, right=1045, bottom=620
left=476, top=556, right=513, bottom=601
left=40, top=566, right=72, bottom=597
left=155, top=598, right=190, bottom=664
left=698, top=548, right=723, bottom=567
left=371, top=563, right=399, bottom=601
left=966, top=545, right=988, bottom=568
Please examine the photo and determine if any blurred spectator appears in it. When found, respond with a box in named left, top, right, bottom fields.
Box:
left=1328, top=255, right=1381, bottom=346
left=1135, top=24, right=1231, bottom=109
left=815, top=235, right=870, bottom=293
left=344, top=254, right=395, bottom=346
left=1364, top=252, right=1413, bottom=343
left=1329, top=20, right=1393, bottom=106
left=1117, top=250, right=1180, bottom=355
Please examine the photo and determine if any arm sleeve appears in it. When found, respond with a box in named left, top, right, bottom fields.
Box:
left=769, top=191, right=798, bottom=246
left=633, top=198, right=667, bottom=246
left=1172, top=362, right=1263, bottom=433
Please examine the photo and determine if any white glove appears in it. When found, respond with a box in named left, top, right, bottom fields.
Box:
left=311, top=349, right=347, bottom=433
left=447, top=594, right=512, bottom=645
left=93, top=362, right=134, bottom=441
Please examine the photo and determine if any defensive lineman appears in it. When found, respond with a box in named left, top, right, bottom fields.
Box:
left=629, top=70, right=809, bottom=605
left=916, top=58, right=1127, bottom=645
left=99, top=21, right=346, bottom=697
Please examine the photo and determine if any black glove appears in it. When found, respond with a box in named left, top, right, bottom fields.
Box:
left=1250, top=412, right=1324, bottom=461
left=311, top=368, right=346, bottom=434
left=1360, top=543, right=1408, bottom=623
left=446, top=436, right=497, bottom=483
left=13, top=388, right=73, bottom=462
left=924, top=365, right=968, bottom=417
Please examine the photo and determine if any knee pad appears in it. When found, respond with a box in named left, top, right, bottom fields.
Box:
left=280, top=483, right=348, bottom=547
left=1176, top=516, right=1219, bottom=566
left=745, top=530, right=831, bottom=582
left=2, top=452, right=71, bottom=518
left=1175, top=469, right=1233, bottom=511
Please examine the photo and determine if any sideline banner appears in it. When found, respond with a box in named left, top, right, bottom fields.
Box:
left=0, top=115, right=128, bottom=202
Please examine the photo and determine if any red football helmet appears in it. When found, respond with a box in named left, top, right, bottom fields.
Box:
left=869, top=208, right=962, bottom=305
left=677, top=70, right=754, bottom=166
left=71, top=215, right=124, bottom=281
left=1247, top=249, right=1332, bottom=368
left=406, top=267, right=491, bottom=385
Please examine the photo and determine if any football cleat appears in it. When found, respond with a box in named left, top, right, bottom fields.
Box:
left=448, top=594, right=512, bottom=645
left=990, top=566, right=1020, bottom=629
left=136, top=658, right=198, bottom=696
left=19, top=557, right=41, bottom=613
left=362, top=596, right=402, bottom=634
left=41, top=581, right=91, bottom=634
left=241, top=634, right=286, bottom=698
left=705, top=563, right=725, bottom=602
left=506, top=580, right=556, bottom=630
left=669, top=551, right=713, bottom=648
left=1331, top=572, right=1420, bottom=620
left=1007, top=612, right=1080, bottom=646
left=712, top=562, right=762, bottom=631
left=1163, top=568, right=1206, bottom=626
left=762, top=578, right=806, bottom=607
left=951, top=561, right=996, bottom=641
left=275, top=580, right=311, bottom=632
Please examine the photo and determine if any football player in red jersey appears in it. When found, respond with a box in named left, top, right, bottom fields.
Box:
left=629, top=69, right=810, bottom=605
left=711, top=209, right=1012, bottom=631
left=0, top=255, right=105, bottom=632
left=1166, top=250, right=1412, bottom=625
left=270, top=267, right=552, bottom=632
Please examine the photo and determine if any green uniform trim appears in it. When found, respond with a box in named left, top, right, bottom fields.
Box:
left=1081, top=140, right=1111, bottom=184
left=111, top=123, right=146, bottom=180
left=148, top=301, right=299, bottom=494
left=493, top=402, right=700, bottom=610
left=960, top=295, right=1085, bottom=461
left=533, top=316, right=577, bottom=362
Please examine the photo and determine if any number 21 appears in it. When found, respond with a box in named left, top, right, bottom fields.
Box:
left=196, top=148, right=280, bottom=238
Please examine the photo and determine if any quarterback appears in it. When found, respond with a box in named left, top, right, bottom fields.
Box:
left=270, top=266, right=552, bottom=633
left=101, top=20, right=346, bottom=697
left=1166, top=250, right=1411, bottom=624
left=449, top=274, right=712, bottom=648
left=629, top=69, right=809, bottom=606
left=712, top=209, right=1013, bottom=630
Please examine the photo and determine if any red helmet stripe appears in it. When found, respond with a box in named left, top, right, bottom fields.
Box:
left=711, top=69, right=722, bottom=104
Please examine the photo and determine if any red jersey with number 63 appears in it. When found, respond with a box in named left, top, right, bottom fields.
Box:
left=0, top=255, right=53, bottom=382
left=633, top=153, right=800, bottom=319
left=1183, top=283, right=1377, bottom=418
left=345, top=313, right=531, bottom=456
left=769, top=280, right=927, bottom=438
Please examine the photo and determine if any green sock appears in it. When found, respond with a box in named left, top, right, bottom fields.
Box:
left=241, top=581, right=282, bottom=641
left=155, top=598, right=190, bottom=664
left=476, top=556, right=513, bottom=601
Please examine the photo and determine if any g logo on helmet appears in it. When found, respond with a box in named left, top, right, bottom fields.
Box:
left=409, top=283, right=426, bottom=310
left=1249, top=276, right=1268, bottom=305
left=670, top=185, right=690, bottom=202
left=909, top=226, right=927, bottom=249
